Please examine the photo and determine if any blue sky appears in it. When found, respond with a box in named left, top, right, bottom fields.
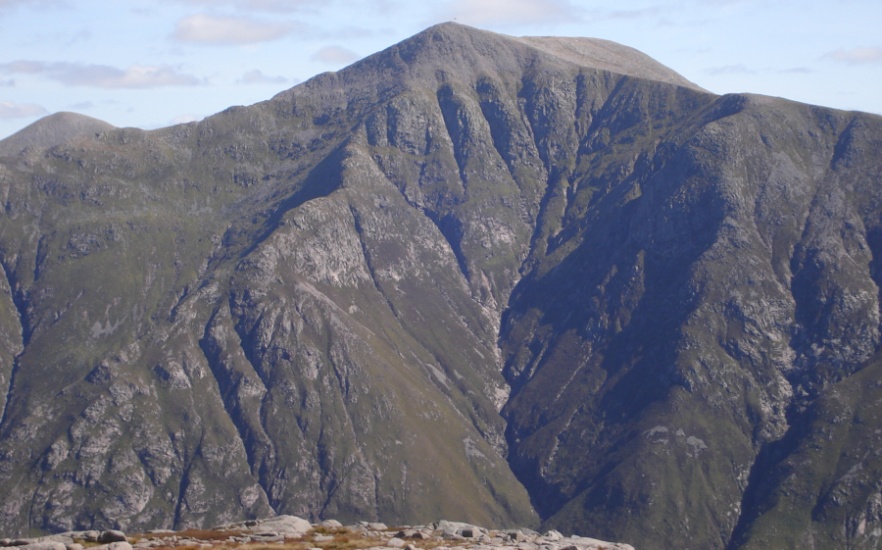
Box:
left=1, top=0, right=880, bottom=140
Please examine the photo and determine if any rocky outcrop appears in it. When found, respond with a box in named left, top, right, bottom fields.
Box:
left=0, top=516, right=633, bottom=550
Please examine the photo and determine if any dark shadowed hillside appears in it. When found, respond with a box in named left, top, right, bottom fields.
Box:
left=1, top=22, right=881, bottom=549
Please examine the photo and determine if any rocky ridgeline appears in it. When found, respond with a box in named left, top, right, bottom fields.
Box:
left=0, top=516, right=633, bottom=550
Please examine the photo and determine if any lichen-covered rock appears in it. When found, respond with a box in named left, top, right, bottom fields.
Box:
left=245, top=516, right=311, bottom=537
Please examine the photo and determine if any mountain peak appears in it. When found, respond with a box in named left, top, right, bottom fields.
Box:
left=384, top=22, right=704, bottom=91
left=0, top=111, right=114, bottom=156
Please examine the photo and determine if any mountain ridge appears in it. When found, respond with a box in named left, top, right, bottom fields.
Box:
left=2, top=22, right=707, bottom=152
left=2, top=22, right=882, bottom=550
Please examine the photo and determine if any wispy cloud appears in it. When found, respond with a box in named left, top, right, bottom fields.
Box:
left=823, top=47, right=882, bottom=65
left=312, top=46, right=359, bottom=65
left=437, top=0, right=580, bottom=26
left=0, top=78, right=13, bottom=87
left=237, top=69, right=288, bottom=84
left=0, top=60, right=201, bottom=88
left=0, top=100, right=47, bottom=118
left=172, top=13, right=294, bottom=44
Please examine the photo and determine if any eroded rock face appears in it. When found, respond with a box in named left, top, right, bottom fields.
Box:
left=1, top=21, right=882, bottom=550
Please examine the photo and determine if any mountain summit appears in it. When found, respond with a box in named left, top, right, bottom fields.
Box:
left=2, top=23, right=882, bottom=549
left=347, top=22, right=704, bottom=90
left=0, top=111, right=114, bottom=156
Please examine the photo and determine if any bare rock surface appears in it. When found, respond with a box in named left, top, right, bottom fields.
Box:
left=0, top=517, right=633, bottom=550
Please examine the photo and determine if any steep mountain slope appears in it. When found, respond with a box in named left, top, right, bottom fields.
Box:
left=1, top=22, right=882, bottom=549
left=499, top=94, right=882, bottom=549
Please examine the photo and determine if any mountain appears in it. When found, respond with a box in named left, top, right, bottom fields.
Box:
left=0, top=112, right=115, bottom=157
left=2, top=22, right=882, bottom=549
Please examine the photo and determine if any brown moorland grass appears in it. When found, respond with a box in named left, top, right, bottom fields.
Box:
left=123, top=524, right=489, bottom=550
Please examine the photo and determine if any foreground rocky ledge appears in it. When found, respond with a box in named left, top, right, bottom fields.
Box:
left=0, top=516, right=633, bottom=550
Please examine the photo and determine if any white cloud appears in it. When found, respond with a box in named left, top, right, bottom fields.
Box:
left=84, top=65, right=201, bottom=88
left=172, top=13, right=294, bottom=44
left=312, top=46, right=359, bottom=65
left=0, top=60, right=201, bottom=88
left=823, top=47, right=882, bottom=65
left=0, top=100, right=47, bottom=118
left=237, top=69, right=288, bottom=84
left=0, top=78, right=13, bottom=87
left=437, top=0, right=579, bottom=26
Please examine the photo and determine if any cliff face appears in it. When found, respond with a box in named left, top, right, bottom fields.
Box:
left=1, top=22, right=882, bottom=549
left=499, top=93, right=882, bottom=548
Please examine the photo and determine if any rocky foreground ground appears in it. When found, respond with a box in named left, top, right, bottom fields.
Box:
left=0, top=516, right=633, bottom=550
